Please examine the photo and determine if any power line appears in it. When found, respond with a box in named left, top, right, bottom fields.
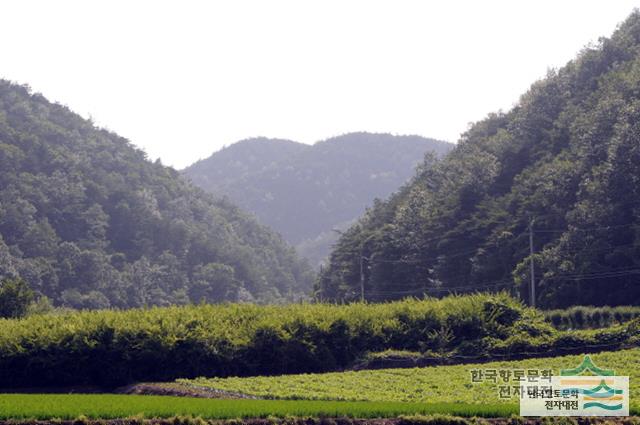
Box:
left=362, top=230, right=531, bottom=267
left=361, top=233, right=639, bottom=268
left=348, top=215, right=640, bottom=303
left=534, top=222, right=638, bottom=233
left=546, top=243, right=640, bottom=256
left=544, top=268, right=640, bottom=281
left=362, top=265, right=640, bottom=300
left=358, top=221, right=638, bottom=268
left=365, top=280, right=515, bottom=297
left=362, top=223, right=638, bottom=268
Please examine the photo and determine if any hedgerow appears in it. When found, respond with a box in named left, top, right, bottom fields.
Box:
left=544, top=305, right=640, bottom=330
left=0, top=293, right=637, bottom=387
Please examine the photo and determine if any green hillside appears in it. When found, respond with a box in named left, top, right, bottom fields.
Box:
left=0, top=81, right=313, bottom=308
left=317, top=12, right=640, bottom=307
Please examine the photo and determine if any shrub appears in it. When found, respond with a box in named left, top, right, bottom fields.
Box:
left=544, top=306, right=640, bottom=330
left=2, top=293, right=636, bottom=388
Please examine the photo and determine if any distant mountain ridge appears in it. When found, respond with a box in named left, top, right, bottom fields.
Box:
left=183, top=133, right=452, bottom=266
left=185, top=137, right=307, bottom=191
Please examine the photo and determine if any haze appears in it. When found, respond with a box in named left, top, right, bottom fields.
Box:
left=2, top=0, right=637, bottom=168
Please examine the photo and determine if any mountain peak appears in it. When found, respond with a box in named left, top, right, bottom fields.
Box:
left=184, top=133, right=452, bottom=266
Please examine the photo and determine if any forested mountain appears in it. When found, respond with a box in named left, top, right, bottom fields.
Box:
left=317, top=12, right=640, bottom=308
left=0, top=81, right=314, bottom=308
left=183, top=133, right=452, bottom=266
left=184, top=137, right=308, bottom=190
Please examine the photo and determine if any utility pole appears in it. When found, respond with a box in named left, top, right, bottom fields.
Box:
left=359, top=255, right=365, bottom=302
left=529, top=217, right=536, bottom=308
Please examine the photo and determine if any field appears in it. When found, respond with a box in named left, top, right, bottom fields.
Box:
left=180, top=349, right=640, bottom=404
left=2, top=297, right=639, bottom=421
left=0, top=394, right=516, bottom=420
left=2, top=349, right=640, bottom=420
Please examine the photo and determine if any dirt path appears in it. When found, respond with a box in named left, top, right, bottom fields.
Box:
left=117, top=382, right=259, bottom=399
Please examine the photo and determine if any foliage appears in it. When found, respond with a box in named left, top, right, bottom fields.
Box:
left=0, top=293, right=560, bottom=387
left=181, top=348, right=640, bottom=405
left=1, top=293, right=639, bottom=388
left=545, top=305, right=640, bottom=330
left=0, top=394, right=518, bottom=420
left=317, top=11, right=640, bottom=307
left=0, top=80, right=313, bottom=307
left=0, top=278, right=34, bottom=318
left=183, top=134, right=452, bottom=267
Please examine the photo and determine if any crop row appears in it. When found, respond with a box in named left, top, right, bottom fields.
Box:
left=180, top=348, right=640, bottom=404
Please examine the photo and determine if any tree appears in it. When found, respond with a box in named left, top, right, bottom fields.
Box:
left=317, top=11, right=640, bottom=307
left=0, top=278, right=34, bottom=318
left=190, top=263, right=240, bottom=303
left=0, top=79, right=314, bottom=308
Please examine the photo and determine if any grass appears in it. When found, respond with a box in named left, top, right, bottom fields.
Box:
left=2, top=350, right=640, bottom=420
left=180, top=348, right=640, bottom=405
left=0, top=394, right=516, bottom=420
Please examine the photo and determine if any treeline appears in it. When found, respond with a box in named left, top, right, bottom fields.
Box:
left=0, top=81, right=313, bottom=308
left=0, top=293, right=638, bottom=387
left=317, top=11, right=640, bottom=307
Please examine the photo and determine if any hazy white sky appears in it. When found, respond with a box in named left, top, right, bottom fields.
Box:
left=1, top=1, right=638, bottom=168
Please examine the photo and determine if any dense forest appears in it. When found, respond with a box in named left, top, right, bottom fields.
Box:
left=317, top=12, right=640, bottom=308
left=183, top=134, right=452, bottom=266
left=0, top=81, right=314, bottom=308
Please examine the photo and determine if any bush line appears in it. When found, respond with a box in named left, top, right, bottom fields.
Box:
left=0, top=293, right=638, bottom=387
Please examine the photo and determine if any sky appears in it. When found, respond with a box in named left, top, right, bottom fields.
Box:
left=1, top=1, right=639, bottom=169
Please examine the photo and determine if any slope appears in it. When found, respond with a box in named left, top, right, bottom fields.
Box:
left=317, top=11, right=640, bottom=307
left=0, top=81, right=313, bottom=308
left=183, top=133, right=452, bottom=266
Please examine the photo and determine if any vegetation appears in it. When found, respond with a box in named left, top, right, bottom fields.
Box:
left=181, top=349, right=640, bottom=404
left=0, top=413, right=638, bottom=425
left=545, top=305, right=640, bottom=330
left=0, top=293, right=639, bottom=388
left=0, top=395, right=517, bottom=420
left=317, top=12, right=640, bottom=307
left=0, top=293, right=530, bottom=386
left=0, top=278, right=34, bottom=318
left=4, top=352, right=640, bottom=420
left=7, top=351, right=640, bottom=420
left=0, top=80, right=313, bottom=308
left=183, top=133, right=452, bottom=267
